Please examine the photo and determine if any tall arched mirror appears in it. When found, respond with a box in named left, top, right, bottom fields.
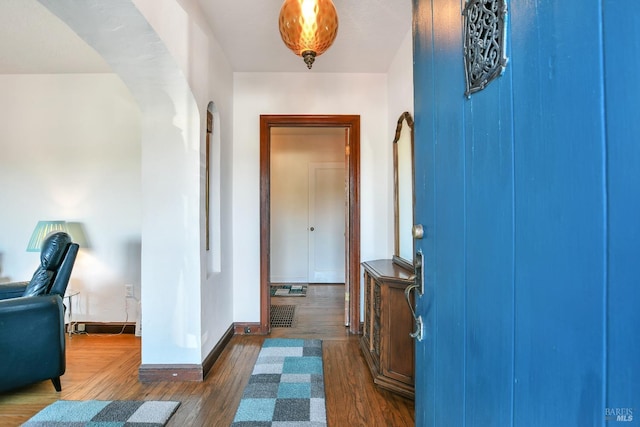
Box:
left=393, top=111, right=414, bottom=269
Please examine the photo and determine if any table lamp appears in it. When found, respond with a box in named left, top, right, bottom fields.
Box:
left=26, top=221, right=68, bottom=252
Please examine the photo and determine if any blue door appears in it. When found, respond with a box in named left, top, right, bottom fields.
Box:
left=411, top=0, right=640, bottom=426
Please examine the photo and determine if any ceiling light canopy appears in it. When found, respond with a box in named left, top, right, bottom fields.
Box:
left=278, top=0, right=339, bottom=69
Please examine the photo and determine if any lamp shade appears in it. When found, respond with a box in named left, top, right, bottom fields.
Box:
left=26, top=221, right=68, bottom=252
left=65, top=222, right=90, bottom=249
left=278, top=0, right=339, bottom=69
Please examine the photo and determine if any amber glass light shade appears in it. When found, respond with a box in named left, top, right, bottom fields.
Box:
left=278, top=0, right=339, bottom=69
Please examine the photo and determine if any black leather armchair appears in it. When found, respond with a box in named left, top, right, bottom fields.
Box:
left=0, top=232, right=79, bottom=393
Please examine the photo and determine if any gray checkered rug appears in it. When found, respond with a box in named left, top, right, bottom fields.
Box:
left=22, top=400, right=180, bottom=426
left=231, top=338, right=327, bottom=426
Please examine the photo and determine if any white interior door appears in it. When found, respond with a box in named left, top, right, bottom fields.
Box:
left=308, top=162, right=345, bottom=283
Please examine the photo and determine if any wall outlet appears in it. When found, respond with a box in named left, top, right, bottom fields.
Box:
left=124, top=284, right=134, bottom=298
left=77, top=323, right=86, bottom=332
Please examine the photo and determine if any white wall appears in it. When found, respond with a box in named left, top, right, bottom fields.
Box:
left=271, top=131, right=344, bottom=282
left=232, top=72, right=391, bottom=322
left=387, top=28, right=415, bottom=257
left=0, top=73, right=142, bottom=323
left=200, top=15, right=235, bottom=362
left=35, top=0, right=235, bottom=365
left=133, top=0, right=236, bottom=365
left=388, top=28, right=414, bottom=119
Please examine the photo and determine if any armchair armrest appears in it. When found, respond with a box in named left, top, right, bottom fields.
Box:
left=0, top=295, right=66, bottom=393
left=0, top=281, right=29, bottom=300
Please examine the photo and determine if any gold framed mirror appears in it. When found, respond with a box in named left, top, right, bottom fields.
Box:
left=393, top=111, right=414, bottom=269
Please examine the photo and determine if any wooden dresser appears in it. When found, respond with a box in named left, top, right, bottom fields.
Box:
left=360, top=259, right=415, bottom=399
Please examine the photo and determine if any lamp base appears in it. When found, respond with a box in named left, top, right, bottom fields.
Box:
left=301, top=50, right=317, bottom=69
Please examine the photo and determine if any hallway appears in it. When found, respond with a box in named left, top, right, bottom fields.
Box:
left=270, top=284, right=349, bottom=339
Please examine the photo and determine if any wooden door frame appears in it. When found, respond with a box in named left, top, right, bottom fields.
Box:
left=260, top=115, right=361, bottom=334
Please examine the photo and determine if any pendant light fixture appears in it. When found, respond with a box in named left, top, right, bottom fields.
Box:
left=278, top=0, right=339, bottom=69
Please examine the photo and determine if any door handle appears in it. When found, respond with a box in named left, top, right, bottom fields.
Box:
left=414, top=248, right=424, bottom=295
left=405, top=283, right=423, bottom=341
left=405, top=250, right=425, bottom=341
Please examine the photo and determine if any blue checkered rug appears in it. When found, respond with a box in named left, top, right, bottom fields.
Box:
left=22, top=400, right=180, bottom=426
left=232, top=338, right=327, bottom=426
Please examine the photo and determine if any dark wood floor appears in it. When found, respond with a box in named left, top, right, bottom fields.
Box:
left=0, top=284, right=414, bottom=426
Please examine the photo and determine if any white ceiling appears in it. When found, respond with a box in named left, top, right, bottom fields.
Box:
left=197, top=0, right=412, bottom=73
left=0, top=0, right=412, bottom=74
left=0, top=0, right=112, bottom=74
